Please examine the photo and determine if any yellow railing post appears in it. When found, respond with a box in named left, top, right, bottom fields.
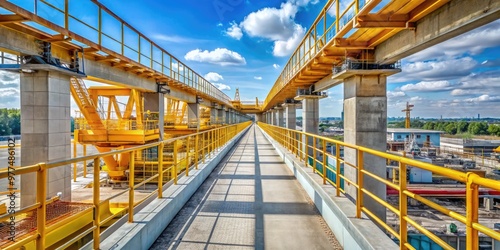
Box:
left=83, top=144, right=87, bottom=178
left=399, top=159, right=408, bottom=249
left=93, top=157, right=101, bottom=249
left=73, top=140, right=77, bottom=182
left=186, top=136, right=190, bottom=177
left=36, top=163, right=47, bottom=250
left=356, top=149, right=364, bottom=218
left=322, top=139, right=326, bottom=185
left=335, top=143, right=341, bottom=197
left=195, top=134, right=199, bottom=169
left=173, top=140, right=178, bottom=185
left=158, top=142, right=164, bottom=198
left=128, top=151, right=135, bottom=223
left=202, top=133, right=205, bottom=164
left=466, top=173, right=479, bottom=250
left=313, top=137, right=317, bottom=173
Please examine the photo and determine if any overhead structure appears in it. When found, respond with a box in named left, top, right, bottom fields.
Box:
left=402, top=102, right=414, bottom=128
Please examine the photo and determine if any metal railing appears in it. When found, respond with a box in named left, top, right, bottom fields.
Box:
left=258, top=122, right=500, bottom=250
left=0, top=121, right=251, bottom=249
left=332, top=59, right=401, bottom=75
left=0, top=0, right=232, bottom=105
left=262, top=0, right=367, bottom=109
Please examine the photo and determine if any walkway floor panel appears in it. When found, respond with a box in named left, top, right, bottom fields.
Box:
left=151, top=125, right=341, bottom=249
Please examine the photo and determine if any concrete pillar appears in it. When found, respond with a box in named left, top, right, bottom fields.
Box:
left=144, top=92, right=164, bottom=140
left=210, top=108, right=216, bottom=125
left=343, top=74, right=387, bottom=224
left=225, top=110, right=230, bottom=124
left=284, top=104, right=296, bottom=129
left=302, top=98, right=319, bottom=157
left=217, top=107, right=224, bottom=125
left=187, top=103, right=199, bottom=129
left=270, top=110, right=275, bottom=125
left=276, top=108, right=284, bottom=127
left=21, top=70, right=72, bottom=207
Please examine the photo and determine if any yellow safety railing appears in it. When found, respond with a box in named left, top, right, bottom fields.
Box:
left=262, top=0, right=365, bottom=110
left=0, top=121, right=251, bottom=249
left=258, top=122, right=500, bottom=250
left=0, top=0, right=231, bottom=106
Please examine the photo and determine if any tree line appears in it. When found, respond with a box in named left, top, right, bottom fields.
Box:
left=389, top=119, right=500, bottom=136
left=0, top=108, right=75, bottom=136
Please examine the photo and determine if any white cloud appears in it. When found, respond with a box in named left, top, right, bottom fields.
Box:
left=273, top=64, right=280, bottom=69
left=400, top=81, right=452, bottom=92
left=239, top=1, right=309, bottom=57
left=450, top=89, right=469, bottom=96
left=410, top=96, right=423, bottom=101
left=213, top=83, right=231, bottom=91
left=217, top=23, right=223, bottom=27
left=392, top=57, right=477, bottom=82
left=387, top=91, right=406, bottom=98
left=406, top=20, right=500, bottom=62
left=225, top=21, right=243, bottom=40
left=152, top=34, right=207, bottom=44
left=254, top=76, right=262, bottom=80
left=464, top=95, right=500, bottom=103
left=184, top=48, right=246, bottom=66
left=204, top=72, right=224, bottom=82
left=0, top=87, right=19, bottom=97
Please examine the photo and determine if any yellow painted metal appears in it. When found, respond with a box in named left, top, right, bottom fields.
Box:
left=322, top=140, right=327, bottom=185
left=83, top=144, right=88, bottom=178
left=173, top=140, right=178, bottom=185
left=186, top=136, right=190, bottom=176
left=158, top=142, right=164, bottom=198
left=128, top=151, right=135, bottom=223
left=73, top=139, right=77, bottom=182
left=36, top=163, right=47, bottom=250
left=93, top=157, right=101, bottom=250
left=257, top=122, right=500, bottom=249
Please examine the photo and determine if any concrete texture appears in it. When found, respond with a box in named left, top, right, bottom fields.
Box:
left=259, top=125, right=398, bottom=250
left=276, top=108, right=284, bottom=127
left=150, top=125, right=340, bottom=250
left=343, top=74, right=387, bottom=225
left=187, top=103, right=199, bottom=129
left=20, top=70, right=72, bottom=207
left=302, top=98, right=319, bottom=156
left=284, top=104, right=296, bottom=129
left=144, top=92, right=164, bottom=140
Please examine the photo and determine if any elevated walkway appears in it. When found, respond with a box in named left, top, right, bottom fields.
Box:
left=150, top=125, right=340, bottom=249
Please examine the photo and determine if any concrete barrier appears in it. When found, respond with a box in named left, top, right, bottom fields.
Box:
left=92, top=126, right=251, bottom=250
left=258, top=126, right=398, bottom=250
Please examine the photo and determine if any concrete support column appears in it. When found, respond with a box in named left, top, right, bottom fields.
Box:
left=21, top=70, right=72, bottom=207
left=210, top=108, right=217, bottom=125
left=225, top=110, right=230, bottom=125
left=284, top=104, right=296, bottom=129
left=187, top=103, right=199, bottom=129
left=144, top=92, right=164, bottom=140
left=276, top=108, right=284, bottom=127
left=302, top=98, right=320, bottom=157
left=343, top=74, right=387, bottom=224
left=270, top=110, right=276, bottom=126
left=217, top=107, right=224, bottom=125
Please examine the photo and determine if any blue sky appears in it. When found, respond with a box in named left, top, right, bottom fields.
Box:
left=1, top=0, right=499, bottom=118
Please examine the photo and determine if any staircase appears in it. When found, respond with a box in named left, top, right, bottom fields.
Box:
left=69, top=77, right=105, bottom=131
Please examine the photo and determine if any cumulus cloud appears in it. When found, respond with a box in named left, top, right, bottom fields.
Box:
left=387, top=91, right=406, bottom=98
left=392, top=57, right=477, bottom=82
left=450, top=89, right=470, bottom=96
left=254, top=76, right=262, bottom=80
left=464, top=95, right=500, bottom=103
left=225, top=21, right=243, bottom=40
left=239, top=1, right=314, bottom=57
left=185, top=48, right=246, bottom=66
left=406, top=20, right=500, bottom=62
left=273, top=64, right=280, bottom=69
left=213, top=83, right=231, bottom=91
left=400, top=81, right=452, bottom=92
left=204, top=72, right=224, bottom=82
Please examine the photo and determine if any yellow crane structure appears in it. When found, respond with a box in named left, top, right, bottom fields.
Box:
left=402, top=102, right=414, bottom=128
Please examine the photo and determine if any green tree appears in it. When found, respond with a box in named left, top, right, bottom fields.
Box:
left=423, top=121, right=436, bottom=130
left=456, top=121, right=469, bottom=134
left=488, top=124, right=500, bottom=136
left=445, top=123, right=457, bottom=135
left=468, top=122, right=489, bottom=135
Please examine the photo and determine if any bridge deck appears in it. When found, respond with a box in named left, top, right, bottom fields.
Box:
left=150, top=125, right=340, bottom=249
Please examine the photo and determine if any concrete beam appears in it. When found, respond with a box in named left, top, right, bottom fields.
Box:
left=375, top=0, right=500, bottom=63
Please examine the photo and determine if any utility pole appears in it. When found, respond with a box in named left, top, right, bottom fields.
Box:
left=402, top=102, right=414, bottom=128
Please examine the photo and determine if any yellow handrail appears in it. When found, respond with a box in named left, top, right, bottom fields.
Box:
left=258, top=122, right=500, bottom=249
left=0, top=121, right=251, bottom=249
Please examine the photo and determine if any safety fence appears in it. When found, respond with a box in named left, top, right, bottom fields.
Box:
left=258, top=122, right=500, bottom=250
left=0, top=121, right=251, bottom=249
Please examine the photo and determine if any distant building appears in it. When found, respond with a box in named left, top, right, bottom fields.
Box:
left=387, top=128, right=442, bottom=147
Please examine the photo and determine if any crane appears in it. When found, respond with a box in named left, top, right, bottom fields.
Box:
left=402, top=102, right=414, bottom=128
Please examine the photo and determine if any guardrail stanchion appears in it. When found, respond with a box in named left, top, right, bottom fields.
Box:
left=36, top=163, right=47, bottom=250
left=195, top=134, right=199, bottom=169
left=173, top=140, right=178, bottom=185
left=335, top=143, right=341, bottom=197
left=466, top=173, right=479, bottom=250
left=186, top=136, right=190, bottom=176
left=313, top=137, right=317, bottom=173
left=128, top=151, right=135, bottom=223
left=399, top=158, right=408, bottom=249
left=322, top=139, right=326, bottom=185
left=158, top=143, right=164, bottom=198
left=356, top=149, right=363, bottom=218
left=93, top=157, right=101, bottom=249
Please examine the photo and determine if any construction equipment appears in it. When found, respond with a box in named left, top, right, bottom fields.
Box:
left=402, top=102, right=414, bottom=128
